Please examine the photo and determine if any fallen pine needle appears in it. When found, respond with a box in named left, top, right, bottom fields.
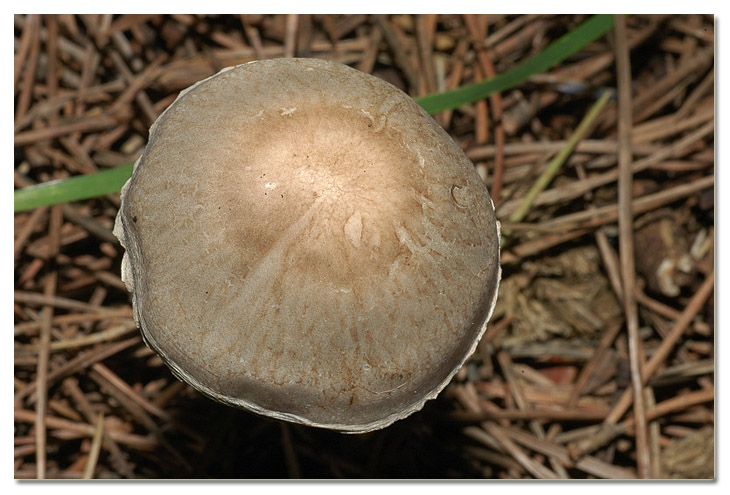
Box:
left=82, top=412, right=105, bottom=479
left=506, top=89, right=613, bottom=230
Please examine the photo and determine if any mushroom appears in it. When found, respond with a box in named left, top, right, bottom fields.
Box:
left=114, top=58, right=500, bottom=433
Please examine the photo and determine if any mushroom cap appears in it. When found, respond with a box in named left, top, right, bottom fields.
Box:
left=114, top=58, right=500, bottom=433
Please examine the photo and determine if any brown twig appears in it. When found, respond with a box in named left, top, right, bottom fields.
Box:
left=464, top=14, right=506, bottom=203
left=524, top=175, right=712, bottom=232
left=450, top=405, right=611, bottom=422
left=14, top=290, right=121, bottom=313
left=439, top=39, right=468, bottom=128
left=16, top=337, right=141, bottom=403
left=632, top=46, right=713, bottom=122
left=496, top=351, right=570, bottom=477
left=14, top=115, right=121, bottom=147
left=464, top=15, right=490, bottom=147
left=571, top=386, right=715, bottom=460
left=284, top=14, right=298, bottom=59
left=14, top=308, right=132, bottom=335
left=14, top=408, right=156, bottom=451
left=614, top=14, right=651, bottom=478
left=467, top=139, right=660, bottom=161
left=14, top=208, right=47, bottom=261
left=34, top=204, right=63, bottom=478
left=604, top=271, right=714, bottom=424
left=484, top=421, right=560, bottom=479
left=62, top=377, right=137, bottom=478
left=15, top=15, right=41, bottom=126
left=373, top=14, right=419, bottom=91
left=567, top=323, right=622, bottom=408
left=415, top=14, right=437, bottom=95
left=16, top=321, right=137, bottom=353
left=496, top=120, right=714, bottom=219
left=82, top=412, right=105, bottom=479
left=497, top=424, right=636, bottom=479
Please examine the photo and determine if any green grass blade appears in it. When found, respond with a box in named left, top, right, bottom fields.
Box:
left=13, top=15, right=614, bottom=213
left=415, top=14, right=614, bottom=114
left=14, top=163, right=134, bottom=213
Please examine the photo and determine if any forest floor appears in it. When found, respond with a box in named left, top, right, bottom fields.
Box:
left=13, top=14, right=714, bottom=479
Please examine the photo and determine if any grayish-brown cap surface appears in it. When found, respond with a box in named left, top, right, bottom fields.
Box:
left=114, top=58, right=501, bottom=433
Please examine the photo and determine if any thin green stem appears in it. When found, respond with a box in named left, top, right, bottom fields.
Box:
left=508, top=89, right=613, bottom=226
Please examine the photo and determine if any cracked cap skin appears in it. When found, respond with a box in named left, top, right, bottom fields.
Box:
left=114, top=58, right=501, bottom=433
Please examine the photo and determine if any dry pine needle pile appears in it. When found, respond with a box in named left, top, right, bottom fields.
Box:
left=14, top=14, right=714, bottom=479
